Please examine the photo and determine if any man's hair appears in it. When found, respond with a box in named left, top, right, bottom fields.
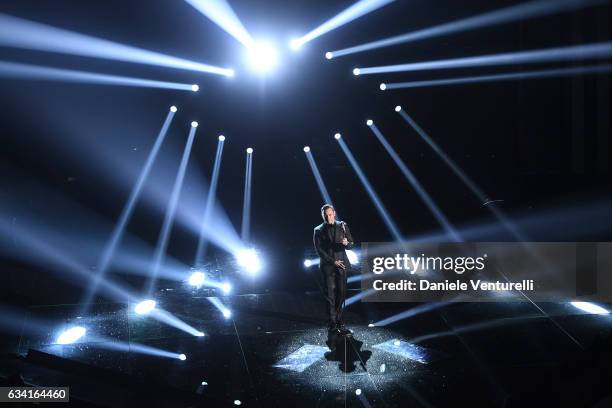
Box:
left=321, top=204, right=334, bottom=221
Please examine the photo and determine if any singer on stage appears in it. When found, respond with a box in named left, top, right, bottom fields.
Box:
left=313, top=204, right=355, bottom=335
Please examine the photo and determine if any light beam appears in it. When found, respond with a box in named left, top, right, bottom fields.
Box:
left=0, top=13, right=234, bottom=76
left=304, top=147, right=334, bottom=206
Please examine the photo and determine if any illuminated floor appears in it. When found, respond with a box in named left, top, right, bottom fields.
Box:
left=1, top=288, right=611, bottom=407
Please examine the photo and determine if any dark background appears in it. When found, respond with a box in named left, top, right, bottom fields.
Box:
left=1, top=0, right=611, bottom=305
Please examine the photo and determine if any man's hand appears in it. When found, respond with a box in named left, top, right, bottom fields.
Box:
left=334, top=260, right=346, bottom=270
left=341, top=238, right=349, bottom=246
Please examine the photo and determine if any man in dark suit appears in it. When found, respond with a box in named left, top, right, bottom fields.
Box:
left=313, top=204, right=355, bottom=334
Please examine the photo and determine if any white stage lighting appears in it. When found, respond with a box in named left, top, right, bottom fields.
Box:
left=179, top=353, right=187, bottom=361
left=570, top=301, right=609, bottom=315
left=303, top=146, right=310, bottom=152
left=304, top=259, right=312, bottom=267
left=135, top=299, right=156, bottom=315
left=355, top=389, right=362, bottom=396
left=353, top=68, right=361, bottom=76
left=379, top=83, right=386, bottom=90
left=195, top=331, right=205, bottom=337
left=334, top=133, right=341, bottom=140
left=246, top=147, right=253, bottom=154
left=223, top=309, right=232, bottom=318
left=218, top=135, right=226, bottom=141
left=289, top=38, right=302, bottom=50
left=236, top=248, right=262, bottom=274
left=56, top=326, right=86, bottom=345
left=191, top=84, right=200, bottom=92
left=325, top=52, right=334, bottom=60
left=234, top=400, right=242, bottom=406
left=222, top=282, right=232, bottom=294
left=247, top=41, right=278, bottom=72
left=366, top=119, right=373, bottom=126
left=395, top=105, right=402, bottom=112
left=170, top=105, right=177, bottom=112
left=191, top=121, right=199, bottom=128
left=188, top=271, right=206, bottom=287
left=346, top=249, right=359, bottom=264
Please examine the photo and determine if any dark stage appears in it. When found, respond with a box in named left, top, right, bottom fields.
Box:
left=1, top=0, right=612, bottom=407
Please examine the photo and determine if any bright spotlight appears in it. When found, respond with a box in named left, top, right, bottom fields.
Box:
left=170, top=105, right=177, bottom=112
left=195, top=331, right=205, bottom=337
left=334, top=133, right=342, bottom=140
left=191, top=84, right=200, bottom=92
left=368, top=323, right=375, bottom=327
left=218, top=135, right=226, bottom=141
left=247, top=41, right=278, bottom=72
left=234, top=400, right=242, bottom=406
left=346, top=249, right=359, bottom=264
left=226, top=69, right=235, bottom=77
left=570, top=301, right=609, bottom=315
left=236, top=248, right=262, bottom=274
left=355, top=389, right=362, bottom=396
left=303, top=146, right=310, bottom=152
left=222, top=282, right=232, bottom=294
left=191, top=121, right=199, bottom=128
left=304, top=259, right=313, bottom=267
left=289, top=38, right=302, bottom=50
left=135, top=299, right=156, bottom=315
left=395, top=105, right=402, bottom=112
left=366, top=119, right=373, bottom=126
left=379, top=82, right=386, bottom=90
left=56, top=326, right=86, bottom=345
left=325, top=51, right=334, bottom=60
left=179, top=353, right=187, bottom=361
left=223, top=309, right=232, bottom=318
left=353, top=68, right=361, bottom=76
left=246, top=147, right=253, bottom=154
left=188, top=271, right=206, bottom=287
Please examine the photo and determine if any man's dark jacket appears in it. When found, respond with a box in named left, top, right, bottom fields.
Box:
left=313, top=221, right=355, bottom=268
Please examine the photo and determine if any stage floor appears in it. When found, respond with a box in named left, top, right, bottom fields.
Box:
left=1, top=287, right=611, bottom=407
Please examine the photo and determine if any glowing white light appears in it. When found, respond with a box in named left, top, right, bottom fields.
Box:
left=325, top=52, right=334, bottom=60
left=368, top=323, right=375, bottom=327
left=170, top=105, right=177, bottom=112
left=353, top=68, right=361, bottom=76
left=222, top=282, right=232, bottom=294
left=393, top=340, right=401, bottom=346
left=395, top=105, right=402, bottom=112
left=218, top=135, right=226, bottom=141
left=247, top=41, right=278, bottom=72
left=195, top=331, right=205, bottom=337
left=570, top=301, right=609, bottom=315
left=366, top=119, right=373, bottom=126
left=334, top=133, right=341, bottom=140
left=303, top=146, right=310, bottom=152
left=346, top=249, right=359, bottom=264
left=234, top=400, right=242, bottom=406
left=135, top=299, right=156, bottom=315
left=289, top=38, right=302, bottom=50
left=191, top=121, right=199, bottom=128
left=223, top=309, right=232, bottom=318
left=56, top=326, right=86, bottom=345
left=379, top=82, right=386, bottom=90
left=226, top=69, right=235, bottom=77
left=236, top=248, right=262, bottom=274
left=246, top=147, right=253, bottom=154
left=355, top=389, right=362, bottom=396
left=191, top=84, right=200, bottom=92
left=201, top=381, right=208, bottom=386
left=304, top=259, right=313, bottom=267
left=188, top=271, right=206, bottom=287
left=179, top=353, right=187, bottom=361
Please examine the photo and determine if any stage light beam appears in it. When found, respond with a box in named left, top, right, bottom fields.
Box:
left=570, top=301, right=609, bottom=315
left=291, top=0, right=395, bottom=48
left=354, top=42, right=612, bottom=75
left=0, top=61, right=203, bottom=91
left=135, top=299, right=156, bottom=315
left=188, top=271, right=206, bottom=287
left=56, top=326, right=86, bottom=345
left=246, top=41, right=279, bottom=73
left=304, top=147, right=334, bottom=206
left=241, top=149, right=254, bottom=243
left=183, top=0, right=254, bottom=47
left=328, top=0, right=611, bottom=58
left=0, top=13, right=234, bottom=76
left=236, top=248, right=262, bottom=275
